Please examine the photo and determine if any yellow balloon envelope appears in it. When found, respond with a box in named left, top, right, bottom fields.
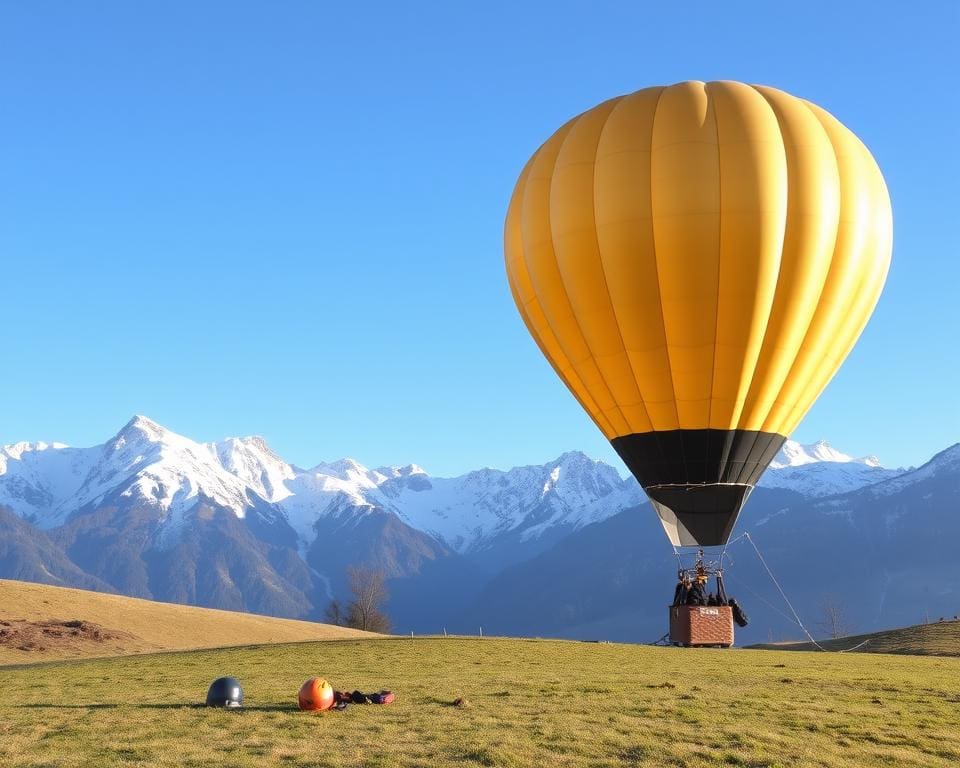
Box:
left=504, top=81, right=892, bottom=547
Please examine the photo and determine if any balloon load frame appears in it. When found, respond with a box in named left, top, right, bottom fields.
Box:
left=668, top=548, right=741, bottom=648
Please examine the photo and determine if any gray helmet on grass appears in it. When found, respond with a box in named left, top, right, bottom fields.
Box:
left=206, top=676, right=244, bottom=708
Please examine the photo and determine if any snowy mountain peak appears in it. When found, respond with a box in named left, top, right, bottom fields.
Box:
left=1, top=440, right=68, bottom=460
left=115, top=414, right=170, bottom=443
left=555, top=450, right=599, bottom=468
left=375, top=462, right=426, bottom=476
left=312, top=458, right=370, bottom=481
left=769, top=439, right=879, bottom=469
left=209, top=435, right=295, bottom=504
left=213, top=435, right=286, bottom=470
left=762, top=439, right=899, bottom=496
left=0, top=416, right=287, bottom=534
left=854, top=443, right=957, bottom=499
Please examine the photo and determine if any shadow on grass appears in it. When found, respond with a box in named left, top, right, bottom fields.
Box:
left=17, top=703, right=300, bottom=712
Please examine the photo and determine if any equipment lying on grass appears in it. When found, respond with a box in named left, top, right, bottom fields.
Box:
left=206, top=676, right=244, bottom=708
left=201, top=677, right=395, bottom=712
left=298, top=677, right=335, bottom=711
left=299, top=681, right=397, bottom=712
left=342, top=690, right=395, bottom=705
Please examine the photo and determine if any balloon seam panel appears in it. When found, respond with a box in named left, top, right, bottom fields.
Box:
left=648, top=86, right=684, bottom=437
left=706, top=82, right=724, bottom=437
left=543, top=114, right=631, bottom=434
left=591, top=96, right=655, bottom=431
left=759, top=95, right=842, bottom=436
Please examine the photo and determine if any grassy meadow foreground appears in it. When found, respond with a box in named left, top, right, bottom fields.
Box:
left=2, top=637, right=959, bottom=768
left=0, top=580, right=373, bottom=664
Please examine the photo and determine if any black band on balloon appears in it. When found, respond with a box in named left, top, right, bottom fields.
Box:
left=610, top=429, right=787, bottom=488
left=610, top=429, right=787, bottom=546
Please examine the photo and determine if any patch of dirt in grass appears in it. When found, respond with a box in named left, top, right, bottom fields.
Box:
left=0, top=618, right=136, bottom=655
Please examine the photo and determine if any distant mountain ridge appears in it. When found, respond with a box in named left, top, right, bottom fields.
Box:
left=1, top=415, right=945, bottom=642
left=463, top=444, right=959, bottom=643
left=1, top=415, right=901, bottom=546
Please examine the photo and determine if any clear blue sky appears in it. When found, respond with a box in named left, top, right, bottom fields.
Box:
left=1, top=1, right=957, bottom=475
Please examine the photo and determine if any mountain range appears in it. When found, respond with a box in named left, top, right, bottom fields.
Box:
left=1, top=416, right=954, bottom=644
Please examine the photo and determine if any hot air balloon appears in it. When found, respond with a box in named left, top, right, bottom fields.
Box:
left=504, top=81, right=892, bottom=550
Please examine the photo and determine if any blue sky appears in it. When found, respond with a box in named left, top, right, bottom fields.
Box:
left=1, top=1, right=957, bottom=475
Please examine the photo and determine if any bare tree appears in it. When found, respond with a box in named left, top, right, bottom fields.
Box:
left=815, top=595, right=855, bottom=639
left=345, top=566, right=391, bottom=633
left=324, top=599, right=345, bottom=626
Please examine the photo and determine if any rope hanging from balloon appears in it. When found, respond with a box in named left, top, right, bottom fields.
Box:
left=725, top=532, right=870, bottom=653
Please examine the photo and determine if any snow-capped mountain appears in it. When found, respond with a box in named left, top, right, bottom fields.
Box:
left=1, top=418, right=905, bottom=551
left=2, top=415, right=932, bottom=628
left=1, top=417, right=275, bottom=534
left=380, top=451, right=643, bottom=553
left=769, top=439, right=880, bottom=468
left=0, top=418, right=646, bottom=554
left=758, top=439, right=903, bottom=497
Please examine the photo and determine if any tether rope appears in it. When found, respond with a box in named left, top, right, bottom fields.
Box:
left=723, top=571, right=800, bottom=627
left=737, top=532, right=828, bottom=650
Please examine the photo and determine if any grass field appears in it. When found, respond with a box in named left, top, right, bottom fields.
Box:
left=2, top=637, right=958, bottom=768
left=748, top=620, right=960, bottom=657
left=0, top=580, right=373, bottom=664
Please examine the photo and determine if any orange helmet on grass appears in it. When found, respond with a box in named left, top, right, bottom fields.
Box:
left=298, top=677, right=335, bottom=711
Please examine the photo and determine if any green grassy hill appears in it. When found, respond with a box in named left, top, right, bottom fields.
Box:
left=0, top=579, right=375, bottom=664
left=748, top=620, right=960, bottom=656
left=1, top=638, right=958, bottom=768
